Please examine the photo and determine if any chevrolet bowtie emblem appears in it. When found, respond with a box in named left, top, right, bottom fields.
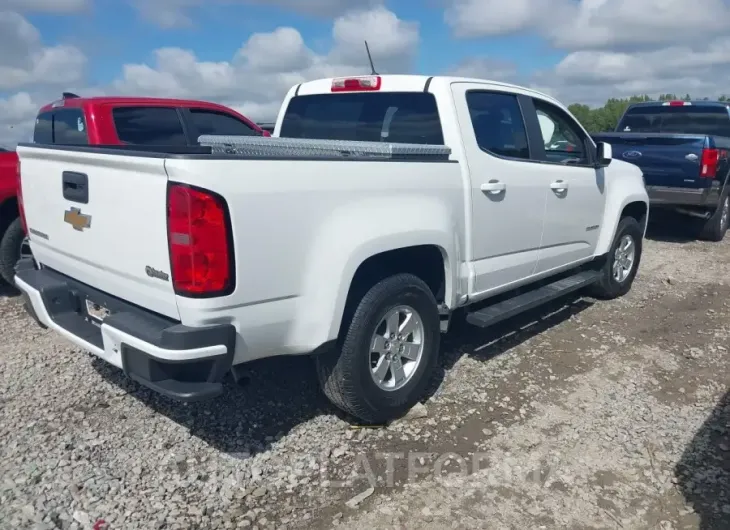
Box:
left=64, top=207, right=91, bottom=231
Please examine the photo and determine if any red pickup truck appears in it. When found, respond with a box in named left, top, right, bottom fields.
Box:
left=1, top=92, right=266, bottom=286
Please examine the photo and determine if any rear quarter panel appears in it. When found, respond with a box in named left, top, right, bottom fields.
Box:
left=163, top=157, right=465, bottom=362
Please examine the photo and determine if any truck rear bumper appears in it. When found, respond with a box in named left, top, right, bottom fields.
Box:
left=14, top=259, right=236, bottom=402
left=646, top=184, right=721, bottom=209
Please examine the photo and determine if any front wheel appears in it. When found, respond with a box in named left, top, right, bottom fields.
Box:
left=589, top=216, right=643, bottom=300
left=315, top=273, right=441, bottom=424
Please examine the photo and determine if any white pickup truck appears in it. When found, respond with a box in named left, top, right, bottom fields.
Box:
left=14, top=74, right=648, bottom=423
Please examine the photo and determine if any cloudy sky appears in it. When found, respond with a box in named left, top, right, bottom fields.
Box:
left=2, top=0, right=730, bottom=145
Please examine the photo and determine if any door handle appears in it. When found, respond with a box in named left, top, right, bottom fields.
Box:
left=481, top=180, right=506, bottom=194
left=550, top=180, right=568, bottom=192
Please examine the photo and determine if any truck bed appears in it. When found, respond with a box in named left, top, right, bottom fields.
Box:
left=16, top=139, right=464, bottom=352
left=592, top=131, right=730, bottom=210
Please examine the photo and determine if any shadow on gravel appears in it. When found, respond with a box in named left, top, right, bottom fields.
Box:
left=675, top=390, right=730, bottom=530
left=0, top=281, right=20, bottom=298
left=91, top=353, right=329, bottom=455
left=424, top=294, right=593, bottom=401
left=91, top=292, right=593, bottom=455
left=644, top=210, right=703, bottom=244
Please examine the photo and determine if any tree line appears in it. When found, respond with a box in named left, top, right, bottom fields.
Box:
left=567, top=94, right=730, bottom=133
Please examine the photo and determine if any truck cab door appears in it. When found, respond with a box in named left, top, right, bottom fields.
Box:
left=451, top=83, right=550, bottom=296
left=523, top=97, right=606, bottom=274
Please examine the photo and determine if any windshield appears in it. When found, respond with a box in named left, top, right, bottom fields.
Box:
left=279, top=92, right=444, bottom=145
left=617, top=105, right=730, bottom=137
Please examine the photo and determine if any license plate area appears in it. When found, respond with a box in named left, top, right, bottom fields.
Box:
left=85, top=298, right=111, bottom=323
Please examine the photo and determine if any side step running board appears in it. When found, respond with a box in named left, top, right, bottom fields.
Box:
left=466, top=270, right=601, bottom=328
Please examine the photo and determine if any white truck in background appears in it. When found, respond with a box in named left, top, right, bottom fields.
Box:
left=14, top=74, right=648, bottom=423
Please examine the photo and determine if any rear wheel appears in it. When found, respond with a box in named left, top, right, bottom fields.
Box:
left=0, top=217, right=29, bottom=285
left=315, top=273, right=440, bottom=424
left=699, top=194, right=729, bottom=242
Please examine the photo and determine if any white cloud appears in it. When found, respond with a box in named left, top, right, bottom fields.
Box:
left=447, top=57, right=519, bottom=82
left=0, top=11, right=86, bottom=90
left=236, top=27, right=314, bottom=73
left=445, top=0, right=564, bottom=38
left=530, top=37, right=730, bottom=106
left=132, top=0, right=379, bottom=28
left=5, top=0, right=730, bottom=147
left=446, top=0, right=730, bottom=51
left=112, top=6, right=419, bottom=120
left=1, top=0, right=90, bottom=13
left=444, top=0, right=730, bottom=107
left=0, top=92, right=42, bottom=147
left=243, top=0, right=379, bottom=17
left=330, top=6, right=419, bottom=67
left=0, top=5, right=414, bottom=146
left=0, top=11, right=87, bottom=146
left=549, top=0, right=730, bottom=50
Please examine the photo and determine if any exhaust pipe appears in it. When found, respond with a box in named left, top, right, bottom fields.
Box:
left=675, top=207, right=711, bottom=220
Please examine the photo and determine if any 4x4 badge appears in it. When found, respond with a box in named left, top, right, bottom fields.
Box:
left=64, top=207, right=91, bottom=231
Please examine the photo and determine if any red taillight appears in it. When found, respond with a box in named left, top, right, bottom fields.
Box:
left=663, top=100, right=691, bottom=106
left=700, top=148, right=719, bottom=178
left=16, top=158, right=27, bottom=234
left=331, top=76, right=381, bottom=92
left=167, top=183, right=233, bottom=297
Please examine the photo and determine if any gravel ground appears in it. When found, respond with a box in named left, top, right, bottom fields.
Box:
left=1, top=221, right=730, bottom=530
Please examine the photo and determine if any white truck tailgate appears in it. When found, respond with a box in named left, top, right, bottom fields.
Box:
left=17, top=146, right=180, bottom=319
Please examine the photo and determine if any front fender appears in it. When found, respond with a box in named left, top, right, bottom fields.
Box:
left=287, top=195, right=460, bottom=350
left=595, top=160, right=649, bottom=255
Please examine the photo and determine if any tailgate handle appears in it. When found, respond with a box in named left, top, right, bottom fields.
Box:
left=62, top=171, right=89, bottom=204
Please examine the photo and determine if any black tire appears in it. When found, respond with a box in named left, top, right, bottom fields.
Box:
left=589, top=216, right=643, bottom=300
left=0, top=217, right=25, bottom=285
left=315, top=273, right=440, bottom=424
left=699, top=193, right=729, bottom=242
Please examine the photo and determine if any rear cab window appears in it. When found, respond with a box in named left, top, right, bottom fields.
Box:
left=187, top=109, right=259, bottom=139
left=617, top=105, right=730, bottom=136
left=279, top=92, right=444, bottom=145
left=112, top=107, right=188, bottom=145
left=33, top=108, right=88, bottom=145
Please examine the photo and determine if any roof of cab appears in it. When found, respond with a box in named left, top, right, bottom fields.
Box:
left=293, top=74, right=562, bottom=106
left=628, top=100, right=730, bottom=108
left=36, top=94, right=264, bottom=132
left=37, top=95, right=256, bottom=117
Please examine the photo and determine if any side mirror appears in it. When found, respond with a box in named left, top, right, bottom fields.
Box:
left=596, top=142, right=613, bottom=167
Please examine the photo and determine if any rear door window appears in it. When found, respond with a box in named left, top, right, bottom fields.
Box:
left=465, top=91, right=530, bottom=160
left=187, top=109, right=259, bottom=139
left=280, top=92, right=444, bottom=144
left=33, top=109, right=88, bottom=145
left=112, top=107, right=188, bottom=145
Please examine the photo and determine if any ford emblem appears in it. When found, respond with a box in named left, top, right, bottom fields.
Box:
left=623, top=150, right=642, bottom=159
